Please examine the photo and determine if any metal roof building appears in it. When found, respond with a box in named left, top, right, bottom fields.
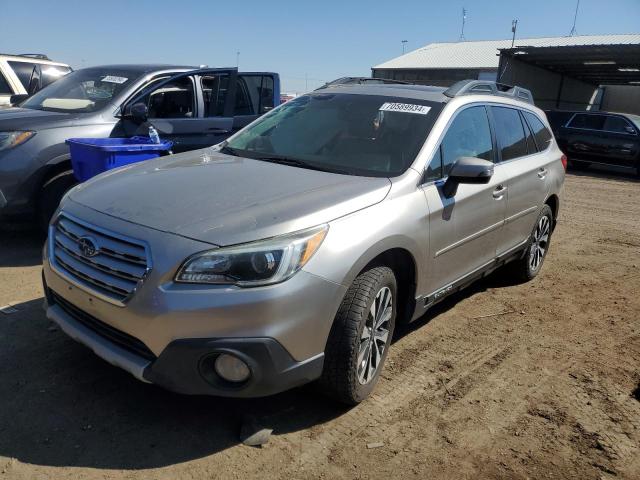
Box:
left=372, top=34, right=640, bottom=113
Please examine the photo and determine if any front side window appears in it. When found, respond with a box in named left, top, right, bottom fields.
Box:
left=145, top=77, right=195, bottom=118
left=438, top=105, right=494, bottom=176
left=225, top=93, right=441, bottom=177
left=523, top=111, right=553, bottom=151
left=491, top=106, right=528, bottom=161
left=21, top=68, right=140, bottom=113
left=567, top=114, right=605, bottom=131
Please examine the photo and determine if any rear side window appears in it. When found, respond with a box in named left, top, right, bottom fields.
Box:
left=520, top=111, right=537, bottom=154
left=523, top=111, right=553, bottom=151
left=433, top=105, right=493, bottom=178
left=567, top=114, right=605, bottom=130
left=0, top=71, right=11, bottom=94
left=491, top=106, right=528, bottom=161
left=7, top=61, right=37, bottom=89
left=603, top=116, right=633, bottom=134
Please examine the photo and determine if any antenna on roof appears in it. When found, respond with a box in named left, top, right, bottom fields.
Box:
left=511, top=19, right=518, bottom=48
left=459, top=8, right=467, bottom=42
left=569, top=0, right=580, bottom=36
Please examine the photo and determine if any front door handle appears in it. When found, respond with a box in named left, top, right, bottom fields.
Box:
left=207, top=128, right=231, bottom=134
left=537, top=168, right=549, bottom=179
left=493, top=184, right=507, bottom=199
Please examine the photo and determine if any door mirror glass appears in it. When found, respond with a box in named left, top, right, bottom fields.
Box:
left=130, top=102, right=149, bottom=122
left=443, top=157, right=494, bottom=198
left=625, top=125, right=636, bottom=135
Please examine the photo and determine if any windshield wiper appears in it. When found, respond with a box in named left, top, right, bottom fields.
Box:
left=219, top=145, right=242, bottom=157
left=252, top=154, right=353, bottom=175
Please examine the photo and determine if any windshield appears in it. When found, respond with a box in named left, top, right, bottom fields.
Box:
left=21, top=68, right=140, bottom=113
left=225, top=93, right=442, bottom=177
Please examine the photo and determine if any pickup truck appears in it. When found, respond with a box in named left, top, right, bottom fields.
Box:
left=0, top=65, right=280, bottom=228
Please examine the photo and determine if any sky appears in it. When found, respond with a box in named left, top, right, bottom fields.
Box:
left=2, top=0, right=639, bottom=93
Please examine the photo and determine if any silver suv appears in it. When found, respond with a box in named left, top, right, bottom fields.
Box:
left=43, top=80, right=565, bottom=404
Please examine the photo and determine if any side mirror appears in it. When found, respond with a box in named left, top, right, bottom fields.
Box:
left=625, top=125, right=637, bottom=135
left=9, top=94, right=28, bottom=106
left=442, top=157, right=494, bottom=198
left=129, top=102, right=149, bottom=122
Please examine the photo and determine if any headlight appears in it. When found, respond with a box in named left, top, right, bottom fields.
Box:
left=175, top=225, right=328, bottom=286
left=0, top=131, right=36, bottom=151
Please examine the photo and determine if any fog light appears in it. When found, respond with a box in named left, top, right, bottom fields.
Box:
left=214, top=353, right=251, bottom=383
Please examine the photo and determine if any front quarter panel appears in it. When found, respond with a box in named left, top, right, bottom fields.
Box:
left=304, top=169, right=429, bottom=295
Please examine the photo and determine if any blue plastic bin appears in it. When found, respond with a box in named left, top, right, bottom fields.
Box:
left=66, top=136, right=173, bottom=182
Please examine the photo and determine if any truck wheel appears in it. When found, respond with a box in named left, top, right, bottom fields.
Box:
left=319, top=266, right=396, bottom=405
left=38, top=170, right=77, bottom=232
left=504, top=205, right=554, bottom=282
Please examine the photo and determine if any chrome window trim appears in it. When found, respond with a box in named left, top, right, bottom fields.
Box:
left=48, top=211, right=153, bottom=307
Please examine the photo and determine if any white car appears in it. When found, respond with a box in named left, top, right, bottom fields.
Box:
left=0, top=54, right=71, bottom=106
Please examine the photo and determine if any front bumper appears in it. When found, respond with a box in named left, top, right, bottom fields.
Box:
left=44, top=281, right=324, bottom=397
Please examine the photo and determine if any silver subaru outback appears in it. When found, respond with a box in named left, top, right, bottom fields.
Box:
left=43, top=80, right=565, bottom=404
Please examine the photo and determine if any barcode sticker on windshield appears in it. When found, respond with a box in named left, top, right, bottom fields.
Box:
left=101, top=75, right=128, bottom=84
left=379, top=102, right=431, bottom=115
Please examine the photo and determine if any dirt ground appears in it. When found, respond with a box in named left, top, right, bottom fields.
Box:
left=1, top=170, right=639, bottom=480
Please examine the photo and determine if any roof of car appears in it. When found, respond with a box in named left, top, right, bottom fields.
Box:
left=313, top=83, right=450, bottom=103
left=80, top=64, right=198, bottom=74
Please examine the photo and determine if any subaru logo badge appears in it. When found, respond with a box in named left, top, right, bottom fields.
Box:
left=78, top=236, right=99, bottom=258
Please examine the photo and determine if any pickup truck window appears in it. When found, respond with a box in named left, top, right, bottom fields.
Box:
left=567, top=114, right=605, bottom=131
left=202, top=74, right=230, bottom=117
left=235, top=75, right=275, bottom=115
left=146, top=77, right=195, bottom=119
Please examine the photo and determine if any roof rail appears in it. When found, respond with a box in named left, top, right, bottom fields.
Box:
left=0, top=53, right=52, bottom=60
left=317, top=76, right=412, bottom=90
left=443, top=79, right=534, bottom=104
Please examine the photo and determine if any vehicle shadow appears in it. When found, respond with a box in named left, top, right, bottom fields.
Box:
left=567, top=163, right=638, bottom=182
left=0, top=297, right=348, bottom=470
left=0, top=255, right=521, bottom=471
left=0, top=224, right=44, bottom=268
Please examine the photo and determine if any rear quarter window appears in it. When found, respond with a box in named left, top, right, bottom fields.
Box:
left=523, top=111, right=553, bottom=151
left=567, top=114, right=605, bottom=130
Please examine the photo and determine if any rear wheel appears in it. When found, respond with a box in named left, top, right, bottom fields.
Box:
left=37, top=170, right=77, bottom=232
left=319, top=266, right=396, bottom=405
left=504, top=205, right=553, bottom=282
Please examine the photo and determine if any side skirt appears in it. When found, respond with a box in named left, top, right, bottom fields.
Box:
left=410, top=240, right=528, bottom=321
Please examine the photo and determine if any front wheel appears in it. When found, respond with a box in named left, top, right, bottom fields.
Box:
left=505, top=205, right=554, bottom=282
left=319, top=266, right=397, bottom=405
left=37, top=170, right=77, bottom=232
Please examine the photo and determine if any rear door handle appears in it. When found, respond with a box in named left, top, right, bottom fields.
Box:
left=493, top=185, right=507, bottom=199
left=537, top=168, right=549, bottom=179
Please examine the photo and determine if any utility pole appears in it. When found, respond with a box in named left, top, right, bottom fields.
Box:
left=569, top=0, right=580, bottom=36
left=459, top=8, right=467, bottom=42
left=236, top=51, right=240, bottom=68
left=511, top=19, right=518, bottom=48
left=401, top=40, right=408, bottom=54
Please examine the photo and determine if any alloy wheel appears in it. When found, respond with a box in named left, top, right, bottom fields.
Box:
left=357, top=286, right=392, bottom=385
left=529, top=215, right=551, bottom=271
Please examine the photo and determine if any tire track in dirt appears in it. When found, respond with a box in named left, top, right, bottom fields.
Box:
left=276, top=342, right=512, bottom=471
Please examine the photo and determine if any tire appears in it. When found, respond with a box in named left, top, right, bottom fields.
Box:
left=319, top=266, right=397, bottom=405
left=505, top=204, right=554, bottom=282
left=37, top=170, right=77, bottom=232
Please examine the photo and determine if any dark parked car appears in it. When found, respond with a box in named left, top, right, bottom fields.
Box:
left=550, top=110, right=640, bottom=176
left=0, top=65, right=280, bottom=228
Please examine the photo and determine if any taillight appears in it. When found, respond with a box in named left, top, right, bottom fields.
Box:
left=561, top=154, right=568, bottom=170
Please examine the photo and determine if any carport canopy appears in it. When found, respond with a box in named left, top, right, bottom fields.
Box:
left=499, top=43, right=640, bottom=86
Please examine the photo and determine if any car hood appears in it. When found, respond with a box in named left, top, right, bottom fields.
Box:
left=0, top=106, right=78, bottom=130
left=68, top=148, right=391, bottom=245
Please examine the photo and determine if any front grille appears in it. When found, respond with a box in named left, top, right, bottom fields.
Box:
left=51, top=291, right=156, bottom=361
left=50, top=214, right=151, bottom=304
